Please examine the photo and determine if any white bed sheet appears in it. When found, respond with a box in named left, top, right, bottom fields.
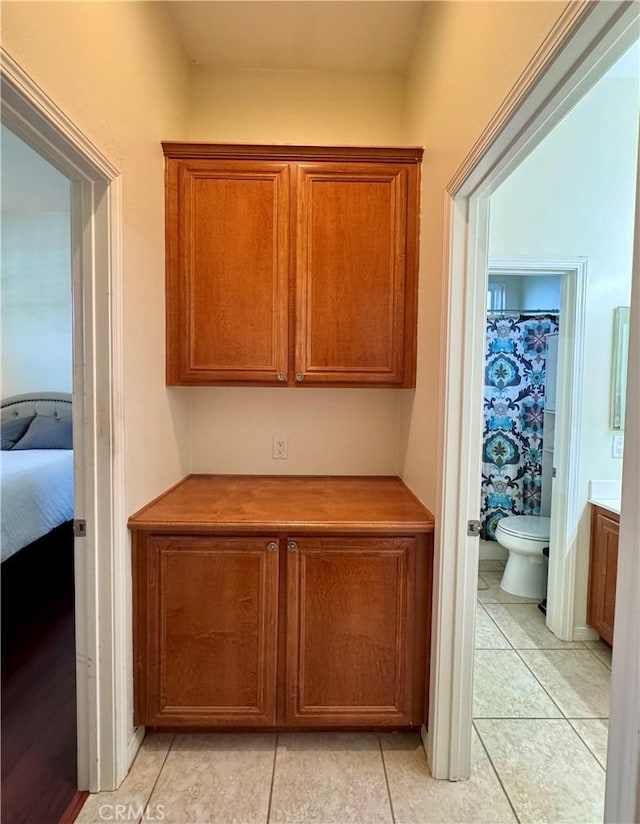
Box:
left=1, top=449, right=74, bottom=563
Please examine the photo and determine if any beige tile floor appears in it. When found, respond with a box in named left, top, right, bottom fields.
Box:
left=79, top=561, right=611, bottom=824
left=474, top=560, right=610, bottom=824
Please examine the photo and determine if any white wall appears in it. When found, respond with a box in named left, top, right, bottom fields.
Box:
left=488, top=65, right=639, bottom=632
left=1, top=213, right=72, bottom=396
left=521, top=275, right=561, bottom=310
left=186, top=65, right=409, bottom=476
left=1, top=126, right=72, bottom=397
left=489, top=275, right=522, bottom=309
left=488, top=274, right=562, bottom=311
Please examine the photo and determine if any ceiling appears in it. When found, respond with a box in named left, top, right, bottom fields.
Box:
left=165, top=1, right=427, bottom=72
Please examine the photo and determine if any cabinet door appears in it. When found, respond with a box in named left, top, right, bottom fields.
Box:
left=142, top=536, right=279, bottom=726
left=285, top=537, right=419, bottom=726
left=587, top=509, right=619, bottom=646
left=166, top=160, right=290, bottom=384
left=295, top=162, right=417, bottom=386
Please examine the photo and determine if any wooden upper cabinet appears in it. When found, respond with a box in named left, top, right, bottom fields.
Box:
left=296, top=163, right=411, bottom=385
left=164, top=144, right=422, bottom=387
left=166, top=159, right=290, bottom=384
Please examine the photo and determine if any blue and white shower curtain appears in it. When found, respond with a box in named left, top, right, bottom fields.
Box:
left=481, top=313, right=559, bottom=540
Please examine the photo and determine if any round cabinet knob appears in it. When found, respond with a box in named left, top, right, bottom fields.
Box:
left=277, top=372, right=286, bottom=382
left=295, top=373, right=304, bottom=382
left=266, top=541, right=278, bottom=552
left=287, top=541, right=298, bottom=552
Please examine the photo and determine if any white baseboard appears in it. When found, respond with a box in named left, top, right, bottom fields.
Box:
left=126, top=727, right=145, bottom=778
left=420, top=723, right=429, bottom=760
left=573, top=625, right=600, bottom=642
left=479, top=539, right=508, bottom=562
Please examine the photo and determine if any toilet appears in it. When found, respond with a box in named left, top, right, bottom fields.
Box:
left=495, top=515, right=551, bottom=599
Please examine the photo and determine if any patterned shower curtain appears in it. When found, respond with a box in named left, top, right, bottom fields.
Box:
left=481, top=313, right=560, bottom=540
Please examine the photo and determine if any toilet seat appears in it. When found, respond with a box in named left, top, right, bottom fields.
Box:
left=497, top=515, right=550, bottom=542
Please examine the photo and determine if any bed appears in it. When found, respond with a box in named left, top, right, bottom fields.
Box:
left=1, top=392, right=74, bottom=563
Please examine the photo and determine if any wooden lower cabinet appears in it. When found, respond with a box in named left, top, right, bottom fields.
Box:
left=137, top=536, right=279, bottom=726
left=131, top=475, right=434, bottom=731
left=587, top=506, right=619, bottom=646
left=134, top=533, right=430, bottom=729
left=285, top=537, right=421, bottom=726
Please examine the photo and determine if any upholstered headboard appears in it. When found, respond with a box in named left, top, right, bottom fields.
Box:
left=1, top=392, right=73, bottom=423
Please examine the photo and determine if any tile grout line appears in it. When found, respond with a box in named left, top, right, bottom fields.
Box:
left=137, top=734, right=176, bottom=824
left=478, top=602, right=566, bottom=721
left=478, top=643, right=599, bottom=650
left=566, top=719, right=608, bottom=774
left=583, top=645, right=612, bottom=672
left=378, top=735, right=397, bottom=824
left=474, top=716, right=609, bottom=721
left=475, top=587, right=609, bottom=805
left=476, top=601, right=513, bottom=649
left=510, top=646, right=568, bottom=718
left=265, top=733, right=279, bottom=824
left=512, top=645, right=611, bottom=719
left=473, top=721, right=521, bottom=824
left=472, top=610, right=576, bottom=721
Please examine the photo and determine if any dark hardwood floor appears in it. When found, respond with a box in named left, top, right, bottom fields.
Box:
left=2, top=524, right=78, bottom=824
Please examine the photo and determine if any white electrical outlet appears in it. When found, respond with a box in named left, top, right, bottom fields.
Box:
left=612, top=433, right=624, bottom=459
left=272, top=435, right=288, bottom=460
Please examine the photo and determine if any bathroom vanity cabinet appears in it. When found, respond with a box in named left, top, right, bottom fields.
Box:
left=129, top=475, right=434, bottom=730
left=162, top=143, right=422, bottom=388
left=587, top=504, right=619, bottom=646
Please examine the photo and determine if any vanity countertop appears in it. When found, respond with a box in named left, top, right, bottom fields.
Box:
left=589, top=498, right=621, bottom=516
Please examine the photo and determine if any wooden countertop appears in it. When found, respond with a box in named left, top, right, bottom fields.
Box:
left=128, top=475, right=434, bottom=535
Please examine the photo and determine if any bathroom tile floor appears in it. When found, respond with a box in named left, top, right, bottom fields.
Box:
left=473, top=560, right=610, bottom=823
left=78, top=560, right=611, bottom=824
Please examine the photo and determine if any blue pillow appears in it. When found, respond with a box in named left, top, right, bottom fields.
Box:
left=13, top=414, right=73, bottom=450
left=1, top=415, right=36, bottom=449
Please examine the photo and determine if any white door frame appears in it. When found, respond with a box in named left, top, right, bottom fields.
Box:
left=1, top=48, right=131, bottom=791
left=427, top=2, right=639, bottom=812
left=486, top=257, right=591, bottom=643
left=606, top=133, right=640, bottom=823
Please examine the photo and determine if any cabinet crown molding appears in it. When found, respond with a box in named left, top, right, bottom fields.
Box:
left=162, top=142, right=424, bottom=164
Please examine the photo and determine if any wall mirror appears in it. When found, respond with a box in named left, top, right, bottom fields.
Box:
left=611, top=306, right=630, bottom=430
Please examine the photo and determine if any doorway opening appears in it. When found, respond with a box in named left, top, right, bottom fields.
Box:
left=481, top=266, right=563, bottom=573
left=479, top=257, right=591, bottom=643
left=1, top=49, right=129, bottom=794
left=1, top=125, right=77, bottom=822
left=430, top=3, right=640, bottom=820
left=469, top=40, right=638, bottom=812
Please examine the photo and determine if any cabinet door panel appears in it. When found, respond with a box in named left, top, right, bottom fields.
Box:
left=145, top=536, right=279, bottom=726
left=588, top=509, right=619, bottom=646
left=295, top=163, right=410, bottom=385
left=285, top=537, right=417, bottom=725
left=167, top=161, right=290, bottom=384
